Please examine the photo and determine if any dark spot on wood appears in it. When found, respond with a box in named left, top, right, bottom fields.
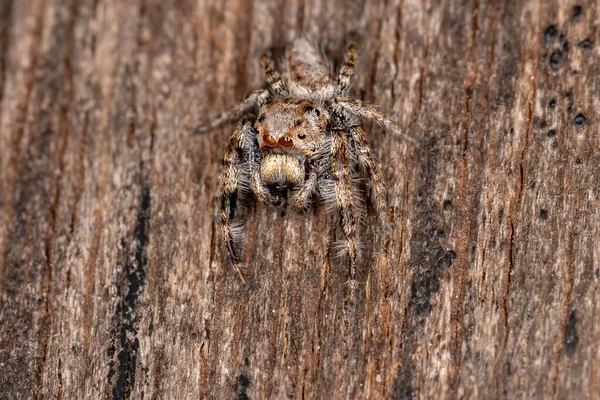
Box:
left=539, top=209, right=548, bottom=220
left=406, top=138, right=442, bottom=317
left=540, top=121, right=547, bottom=130
left=565, top=311, right=578, bottom=356
left=572, top=5, right=582, bottom=22
left=579, top=39, right=592, bottom=51
left=109, top=184, right=151, bottom=400
left=559, top=33, right=566, bottom=44
left=409, top=270, right=440, bottom=314
left=565, top=91, right=573, bottom=101
left=437, top=249, right=455, bottom=269
left=443, top=200, right=452, bottom=211
left=236, top=374, right=251, bottom=399
left=544, top=25, right=557, bottom=46
left=549, top=50, right=562, bottom=71
left=547, top=129, right=556, bottom=139
left=393, top=368, right=414, bottom=400
left=565, top=91, right=574, bottom=115
left=238, top=375, right=250, bottom=389
left=573, top=114, right=586, bottom=129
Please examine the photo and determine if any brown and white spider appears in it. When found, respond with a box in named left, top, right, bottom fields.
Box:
left=197, top=37, right=409, bottom=301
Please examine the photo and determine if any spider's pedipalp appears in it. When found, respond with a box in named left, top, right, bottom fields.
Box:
left=336, top=43, right=358, bottom=96
left=261, top=52, right=289, bottom=96
left=251, top=168, right=273, bottom=204
left=195, top=89, right=270, bottom=134
left=331, top=129, right=359, bottom=304
left=219, top=118, right=256, bottom=286
left=292, top=169, right=318, bottom=209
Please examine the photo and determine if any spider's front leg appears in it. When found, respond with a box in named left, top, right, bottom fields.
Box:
left=195, top=89, right=270, bottom=134
left=331, top=98, right=417, bottom=145
left=219, top=118, right=255, bottom=287
left=336, top=43, right=358, bottom=96
left=331, top=129, right=359, bottom=305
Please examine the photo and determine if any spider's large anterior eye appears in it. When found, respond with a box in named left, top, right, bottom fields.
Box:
left=257, top=116, right=265, bottom=123
left=278, top=136, right=294, bottom=147
left=297, top=133, right=306, bottom=140
left=305, top=105, right=320, bottom=117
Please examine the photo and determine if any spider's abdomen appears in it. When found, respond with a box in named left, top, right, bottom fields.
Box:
left=285, top=38, right=333, bottom=94
left=260, top=154, right=304, bottom=187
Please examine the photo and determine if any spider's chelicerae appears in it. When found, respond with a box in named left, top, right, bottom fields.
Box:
left=197, top=37, right=408, bottom=301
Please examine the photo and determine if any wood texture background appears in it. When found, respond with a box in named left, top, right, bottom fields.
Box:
left=0, top=0, right=599, bottom=398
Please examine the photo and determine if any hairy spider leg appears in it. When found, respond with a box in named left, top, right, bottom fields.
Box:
left=331, top=129, right=359, bottom=305
left=261, top=52, right=289, bottom=96
left=332, top=97, right=417, bottom=145
left=218, top=119, right=256, bottom=286
left=349, top=126, right=390, bottom=229
left=336, top=43, right=358, bottom=96
left=195, top=89, right=270, bottom=134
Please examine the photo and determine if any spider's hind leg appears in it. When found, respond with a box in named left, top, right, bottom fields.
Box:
left=261, top=52, right=288, bottom=96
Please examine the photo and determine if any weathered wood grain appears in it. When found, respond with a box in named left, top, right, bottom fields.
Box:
left=1, top=0, right=599, bottom=399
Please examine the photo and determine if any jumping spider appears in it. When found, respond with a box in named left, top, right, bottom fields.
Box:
left=197, top=38, right=409, bottom=301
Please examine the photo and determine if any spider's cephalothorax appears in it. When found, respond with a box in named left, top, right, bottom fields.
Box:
left=197, top=37, right=407, bottom=301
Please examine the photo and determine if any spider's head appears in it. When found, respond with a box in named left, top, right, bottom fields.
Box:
left=254, top=99, right=329, bottom=157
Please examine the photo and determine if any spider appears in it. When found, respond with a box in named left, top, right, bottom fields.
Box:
left=197, top=37, right=409, bottom=301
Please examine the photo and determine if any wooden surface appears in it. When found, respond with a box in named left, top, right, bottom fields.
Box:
left=1, top=0, right=599, bottom=398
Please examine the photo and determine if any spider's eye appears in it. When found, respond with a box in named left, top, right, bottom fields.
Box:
left=305, top=105, right=320, bottom=117
left=297, top=133, right=306, bottom=140
left=295, top=120, right=303, bottom=127
left=257, top=116, right=265, bottom=123
left=278, top=136, right=294, bottom=147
